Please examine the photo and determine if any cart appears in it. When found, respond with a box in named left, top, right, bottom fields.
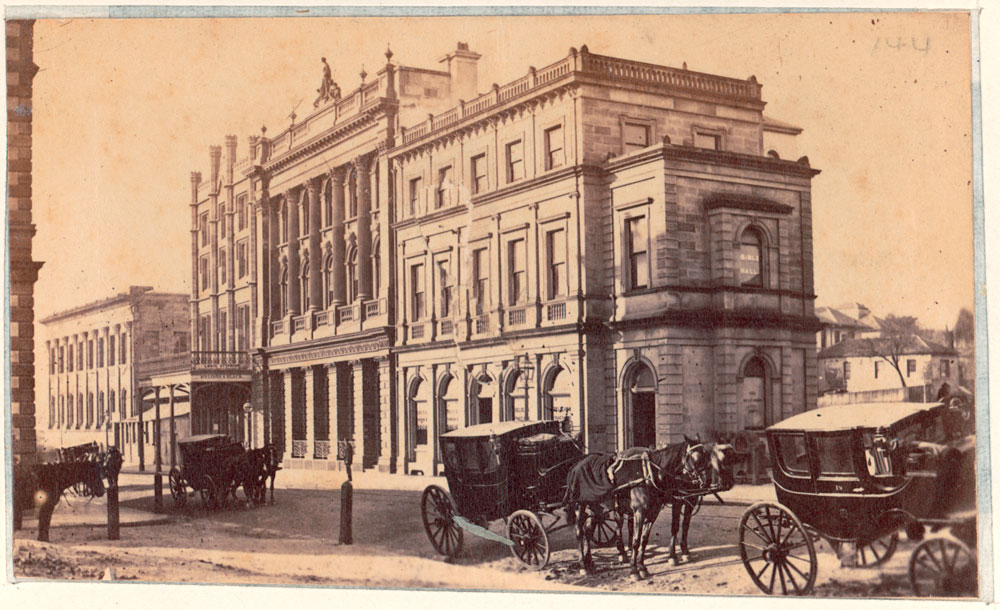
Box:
left=421, top=420, right=592, bottom=569
left=737, top=401, right=977, bottom=597
left=169, top=434, right=247, bottom=510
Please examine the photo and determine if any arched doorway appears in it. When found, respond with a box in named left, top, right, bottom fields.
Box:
left=541, top=366, right=574, bottom=427
left=623, top=362, right=657, bottom=449
left=407, top=376, right=431, bottom=472
left=438, top=374, right=461, bottom=435
left=469, top=373, right=495, bottom=425
left=740, top=354, right=781, bottom=429
left=503, top=369, right=530, bottom=422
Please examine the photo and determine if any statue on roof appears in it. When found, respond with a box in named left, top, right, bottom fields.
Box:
left=313, top=57, right=341, bottom=108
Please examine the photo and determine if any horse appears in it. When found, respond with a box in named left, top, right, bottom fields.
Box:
left=238, top=444, right=280, bottom=506
left=565, top=435, right=710, bottom=580
left=13, top=458, right=107, bottom=542
left=661, top=441, right=736, bottom=565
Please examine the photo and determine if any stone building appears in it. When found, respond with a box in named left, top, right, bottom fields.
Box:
left=8, top=19, right=43, bottom=464
left=40, top=287, right=189, bottom=467
left=193, top=43, right=819, bottom=476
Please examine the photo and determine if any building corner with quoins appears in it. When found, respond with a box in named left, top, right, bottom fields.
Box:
left=8, top=19, right=43, bottom=465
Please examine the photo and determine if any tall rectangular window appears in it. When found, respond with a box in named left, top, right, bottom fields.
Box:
left=59, top=346, right=64, bottom=373
left=473, top=248, right=489, bottom=315
left=174, top=331, right=189, bottom=354
left=87, top=340, right=94, bottom=369
left=120, top=334, right=127, bottom=363
left=109, top=336, right=116, bottom=366
left=408, top=177, right=422, bottom=216
left=237, top=195, right=247, bottom=230
left=506, top=140, right=524, bottom=182
left=218, top=203, right=226, bottom=235
left=200, top=212, right=209, bottom=246
left=508, top=238, right=526, bottom=305
left=97, top=338, right=104, bottom=367
left=411, top=264, right=425, bottom=320
left=218, top=311, right=227, bottom=349
left=544, top=125, right=564, bottom=169
left=471, top=153, right=487, bottom=194
left=547, top=228, right=566, bottom=299
left=78, top=342, right=84, bottom=370
left=68, top=345, right=74, bottom=372
left=907, top=359, right=917, bottom=377
left=219, top=248, right=227, bottom=286
left=435, top=166, right=452, bottom=209
left=200, top=256, right=209, bottom=291
left=623, top=121, right=650, bottom=152
left=941, top=360, right=950, bottom=377
left=626, top=216, right=649, bottom=290
left=50, top=348, right=56, bottom=374
left=437, top=260, right=452, bottom=318
left=237, top=240, right=248, bottom=278
left=199, top=316, right=211, bottom=351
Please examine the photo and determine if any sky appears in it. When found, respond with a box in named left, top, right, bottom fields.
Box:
left=29, top=12, right=975, bottom=334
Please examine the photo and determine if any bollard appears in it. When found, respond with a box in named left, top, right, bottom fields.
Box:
left=154, top=473, right=163, bottom=511
left=338, top=440, right=354, bottom=545
left=107, top=481, right=120, bottom=540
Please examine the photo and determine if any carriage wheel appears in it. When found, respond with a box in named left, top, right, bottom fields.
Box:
left=590, top=508, right=622, bottom=547
left=200, top=476, right=219, bottom=511
left=909, top=537, right=977, bottom=597
left=854, top=532, right=899, bottom=567
left=739, top=502, right=817, bottom=595
left=421, top=485, right=464, bottom=559
left=169, top=468, right=187, bottom=507
left=507, top=510, right=551, bottom=570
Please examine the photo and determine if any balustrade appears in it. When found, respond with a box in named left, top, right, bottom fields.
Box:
left=474, top=314, right=490, bottom=335
left=314, top=440, right=331, bottom=460
left=547, top=302, right=567, bottom=321
left=411, top=323, right=425, bottom=340
left=508, top=307, right=527, bottom=327
left=291, top=440, right=308, bottom=459
left=439, top=319, right=454, bottom=336
left=191, top=351, right=251, bottom=369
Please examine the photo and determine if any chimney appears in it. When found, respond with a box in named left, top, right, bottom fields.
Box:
left=209, top=145, right=222, bottom=187
left=190, top=171, right=202, bottom=204
left=440, top=42, right=481, bottom=104
left=224, top=134, right=238, bottom=181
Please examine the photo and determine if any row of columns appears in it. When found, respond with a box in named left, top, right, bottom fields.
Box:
left=264, top=153, right=375, bottom=324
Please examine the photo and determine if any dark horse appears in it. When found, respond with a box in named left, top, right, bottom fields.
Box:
left=565, top=436, right=710, bottom=580
left=13, top=456, right=109, bottom=542
left=239, top=443, right=281, bottom=506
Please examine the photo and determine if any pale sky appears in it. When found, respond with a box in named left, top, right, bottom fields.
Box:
left=31, top=13, right=975, bottom=333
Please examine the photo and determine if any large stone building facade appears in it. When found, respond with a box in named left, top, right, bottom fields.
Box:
left=193, top=43, right=819, bottom=476
left=40, top=287, right=189, bottom=466
left=8, top=19, right=42, bottom=464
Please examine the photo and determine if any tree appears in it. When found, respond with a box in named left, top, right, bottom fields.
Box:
left=954, top=308, right=974, bottom=347
left=861, top=314, right=920, bottom=387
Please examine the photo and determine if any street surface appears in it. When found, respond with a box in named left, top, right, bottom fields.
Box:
left=10, top=480, right=943, bottom=597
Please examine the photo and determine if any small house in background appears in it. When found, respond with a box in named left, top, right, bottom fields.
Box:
left=817, top=335, right=959, bottom=403
left=815, top=303, right=882, bottom=351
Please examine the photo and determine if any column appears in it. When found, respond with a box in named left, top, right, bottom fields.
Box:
left=327, top=363, right=339, bottom=464
left=168, top=384, right=176, bottom=468
left=286, top=189, right=301, bottom=316
left=304, top=365, right=315, bottom=458
left=283, top=369, right=294, bottom=460
left=307, top=178, right=322, bottom=311
left=154, top=386, right=162, bottom=470
left=377, top=356, right=394, bottom=472
left=330, top=167, right=347, bottom=308
left=352, top=360, right=366, bottom=469
left=354, top=154, right=373, bottom=300
left=267, top=198, right=281, bottom=320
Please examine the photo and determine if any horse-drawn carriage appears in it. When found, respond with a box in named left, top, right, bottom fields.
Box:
left=421, top=420, right=588, bottom=568
left=738, top=401, right=977, bottom=597
left=169, top=434, right=279, bottom=510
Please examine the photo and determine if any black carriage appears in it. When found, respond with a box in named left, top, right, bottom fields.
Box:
left=421, top=420, right=589, bottom=568
left=738, top=401, right=977, bottom=597
left=169, top=434, right=248, bottom=510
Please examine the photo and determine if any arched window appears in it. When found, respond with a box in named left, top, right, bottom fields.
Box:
left=438, top=375, right=460, bottom=435
left=623, top=362, right=657, bottom=449
left=739, top=227, right=764, bottom=287
left=347, top=248, right=359, bottom=303
left=300, top=260, right=310, bottom=311
left=279, top=265, right=288, bottom=315
left=323, top=254, right=334, bottom=308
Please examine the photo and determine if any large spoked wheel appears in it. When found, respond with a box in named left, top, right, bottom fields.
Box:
left=506, top=510, right=550, bottom=569
left=421, top=485, right=464, bottom=559
left=169, top=468, right=187, bottom=507
left=200, top=475, right=219, bottom=511
left=854, top=532, right=899, bottom=567
left=739, top=502, right=818, bottom=596
left=909, top=537, right=977, bottom=597
left=590, top=508, right=622, bottom=547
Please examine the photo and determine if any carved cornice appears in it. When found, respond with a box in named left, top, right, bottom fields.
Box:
left=262, top=103, right=386, bottom=175
left=268, top=335, right=390, bottom=365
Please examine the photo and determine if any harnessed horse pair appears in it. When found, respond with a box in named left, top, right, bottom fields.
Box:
left=565, top=436, right=734, bottom=580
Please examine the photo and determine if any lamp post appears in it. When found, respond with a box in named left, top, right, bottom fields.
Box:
left=243, top=402, right=253, bottom=448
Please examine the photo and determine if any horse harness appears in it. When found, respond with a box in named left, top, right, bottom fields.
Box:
left=605, top=443, right=705, bottom=496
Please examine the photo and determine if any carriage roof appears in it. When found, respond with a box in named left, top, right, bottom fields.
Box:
left=440, top=420, right=560, bottom=441
left=767, top=402, right=946, bottom=434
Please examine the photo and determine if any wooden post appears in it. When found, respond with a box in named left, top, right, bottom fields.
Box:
left=154, top=386, right=163, bottom=510
left=107, top=447, right=122, bottom=540
left=339, top=440, right=353, bottom=544
left=169, top=384, right=176, bottom=468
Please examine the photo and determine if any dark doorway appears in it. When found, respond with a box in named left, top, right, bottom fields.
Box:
left=478, top=398, right=493, bottom=424
left=631, top=391, right=656, bottom=448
